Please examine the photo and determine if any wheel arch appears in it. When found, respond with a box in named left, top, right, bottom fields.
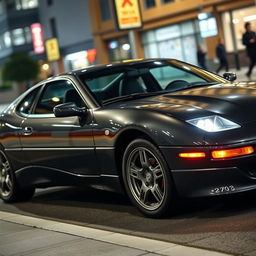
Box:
left=114, top=128, right=158, bottom=185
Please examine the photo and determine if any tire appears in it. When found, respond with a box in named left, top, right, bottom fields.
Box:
left=122, top=139, right=175, bottom=218
left=0, top=150, right=35, bottom=203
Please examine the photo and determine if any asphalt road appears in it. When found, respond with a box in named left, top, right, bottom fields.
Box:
left=0, top=186, right=256, bottom=256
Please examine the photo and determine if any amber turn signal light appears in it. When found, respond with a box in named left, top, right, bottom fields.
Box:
left=212, top=146, right=254, bottom=159
left=179, top=152, right=206, bottom=158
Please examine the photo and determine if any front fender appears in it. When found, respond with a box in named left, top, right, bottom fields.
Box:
left=92, top=108, right=206, bottom=147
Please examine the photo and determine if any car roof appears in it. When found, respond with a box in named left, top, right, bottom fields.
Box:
left=63, top=58, right=175, bottom=77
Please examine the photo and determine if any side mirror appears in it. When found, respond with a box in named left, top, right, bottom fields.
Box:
left=53, top=102, right=87, bottom=118
left=223, top=72, right=237, bottom=82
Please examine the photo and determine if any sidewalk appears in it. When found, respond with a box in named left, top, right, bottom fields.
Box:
left=0, top=211, right=230, bottom=256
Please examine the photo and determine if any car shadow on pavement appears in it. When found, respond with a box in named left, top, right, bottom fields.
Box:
left=11, top=186, right=256, bottom=220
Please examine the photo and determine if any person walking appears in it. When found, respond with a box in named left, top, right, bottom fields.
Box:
left=197, top=44, right=207, bottom=69
left=242, top=22, right=256, bottom=79
left=216, top=38, right=229, bottom=74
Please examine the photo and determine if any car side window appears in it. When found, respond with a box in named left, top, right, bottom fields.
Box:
left=17, top=87, right=40, bottom=115
left=34, top=80, right=83, bottom=115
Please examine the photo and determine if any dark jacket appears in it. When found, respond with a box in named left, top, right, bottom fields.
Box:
left=197, top=50, right=206, bottom=69
left=242, top=31, right=256, bottom=56
left=216, top=44, right=227, bottom=60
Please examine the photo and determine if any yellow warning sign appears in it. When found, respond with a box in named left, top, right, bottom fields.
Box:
left=45, top=38, right=60, bottom=61
left=114, top=0, right=142, bottom=30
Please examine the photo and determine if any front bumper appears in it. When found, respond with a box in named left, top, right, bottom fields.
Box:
left=160, top=144, right=256, bottom=197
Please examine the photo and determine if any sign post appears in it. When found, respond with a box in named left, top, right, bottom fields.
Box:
left=128, top=30, right=137, bottom=59
left=113, top=0, right=143, bottom=59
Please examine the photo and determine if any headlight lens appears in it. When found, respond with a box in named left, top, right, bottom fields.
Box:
left=186, top=115, right=240, bottom=132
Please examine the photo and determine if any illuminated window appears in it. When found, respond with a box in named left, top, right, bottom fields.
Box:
left=12, top=28, right=25, bottom=45
left=144, top=0, right=156, bottom=9
left=222, top=6, right=256, bottom=52
left=142, top=20, right=203, bottom=66
left=6, top=0, right=37, bottom=10
left=3, top=31, right=11, bottom=48
left=21, top=0, right=38, bottom=9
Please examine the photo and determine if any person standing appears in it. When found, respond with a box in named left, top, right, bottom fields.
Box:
left=216, top=38, right=229, bottom=73
left=197, top=44, right=207, bottom=69
left=242, top=22, right=256, bottom=79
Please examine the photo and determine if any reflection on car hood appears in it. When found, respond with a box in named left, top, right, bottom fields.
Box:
left=110, top=82, right=256, bottom=124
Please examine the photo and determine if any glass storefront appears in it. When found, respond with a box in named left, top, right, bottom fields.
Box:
left=142, top=20, right=204, bottom=66
left=64, top=49, right=97, bottom=72
left=107, top=36, right=132, bottom=62
left=222, top=5, right=256, bottom=53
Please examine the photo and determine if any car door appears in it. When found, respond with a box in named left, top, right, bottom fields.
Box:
left=19, top=78, right=99, bottom=175
left=0, top=87, right=41, bottom=172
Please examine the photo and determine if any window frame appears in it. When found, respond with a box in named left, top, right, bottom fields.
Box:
left=30, top=79, right=83, bottom=117
left=15, top=78, right=87, bottom=119
left=16, top=84, right=43, bottom=117
left=143, top=0, right=156, bottom=9
left=12, top=28, right=26, bottom=46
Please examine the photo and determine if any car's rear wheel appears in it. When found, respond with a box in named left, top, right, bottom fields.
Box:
left=122, top=139, right=175, bottom=218
left=0, top=151, right=35, bottom=202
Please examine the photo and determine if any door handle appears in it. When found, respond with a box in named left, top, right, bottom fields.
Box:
left=23, top=127, right=33, bottom=136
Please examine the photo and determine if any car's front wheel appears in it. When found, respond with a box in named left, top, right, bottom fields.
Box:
left=0, top=150, right=35, bottom=202
left=122, top=139, right=175, bottom=218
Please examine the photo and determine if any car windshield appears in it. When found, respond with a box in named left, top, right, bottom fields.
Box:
left=78, top=59, right=228, bottom=105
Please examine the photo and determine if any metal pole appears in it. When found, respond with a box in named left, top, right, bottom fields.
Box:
left=229, top=10, right=240, bottom=70
left=128, top=30, right=138, bottom=59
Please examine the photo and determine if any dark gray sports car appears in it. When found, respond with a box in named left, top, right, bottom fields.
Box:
left=1, top=58, right=256, bottom=217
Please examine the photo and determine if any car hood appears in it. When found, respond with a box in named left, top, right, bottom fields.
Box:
left=110, top=82, right=256, bottom=124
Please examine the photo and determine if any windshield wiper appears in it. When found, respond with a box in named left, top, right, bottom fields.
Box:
left=102, top=92, right=162, bottom=104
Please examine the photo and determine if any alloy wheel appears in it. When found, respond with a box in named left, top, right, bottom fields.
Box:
left=0, top=152, right=13, bottom=197
left=126, top=146, right=166, bottom=211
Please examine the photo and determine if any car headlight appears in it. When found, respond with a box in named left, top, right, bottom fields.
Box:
left=186, top=115, right=240, bottom=132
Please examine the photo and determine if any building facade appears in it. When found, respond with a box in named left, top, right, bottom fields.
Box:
left=38, top=0, right=95, bottom=74
left=89, top=0, right=256, bottom=69
left=0, top=0, right=41, bottom=65
left=0, top=0, right=42, bottom=103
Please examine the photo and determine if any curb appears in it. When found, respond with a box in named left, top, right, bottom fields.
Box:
left=0, top=211, right=232, bottom=256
